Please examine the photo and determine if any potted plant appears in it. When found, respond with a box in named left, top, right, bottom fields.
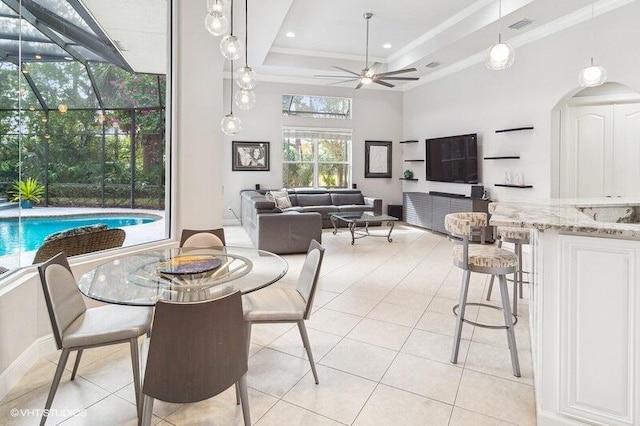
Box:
left=403, top=169, right=414, bottom=179
left=10, top=177, right=44, bottom=208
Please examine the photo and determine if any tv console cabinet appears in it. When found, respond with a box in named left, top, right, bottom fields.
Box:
left=403, top=192, right=493, bottom=242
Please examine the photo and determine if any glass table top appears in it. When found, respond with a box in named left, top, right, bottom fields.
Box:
left=77, top=246, right=288, bottom=306
left=330, top=212, right=399, bottom=222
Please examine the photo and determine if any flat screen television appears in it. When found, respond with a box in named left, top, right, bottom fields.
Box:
left=425, top=133, right=478, bottom=183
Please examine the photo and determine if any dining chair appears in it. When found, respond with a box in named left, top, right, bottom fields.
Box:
left=37, top=252, right=152, bottom=425
left=33, top=227, right=125, bottom=264
left=242, top=239, right=325, bottom=384
left=139, top=291, right=250, bottom=426
left=179, top=228, right=226, bottom=247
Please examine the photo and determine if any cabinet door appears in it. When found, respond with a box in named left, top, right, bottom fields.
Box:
left=403, top=192, right=432, bottom=228
left=613, top=103, right=640, bottom=197
left=431, top=196, right=450, bottom=234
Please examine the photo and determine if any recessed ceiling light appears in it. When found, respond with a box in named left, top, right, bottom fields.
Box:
left=382, top=43, right=392, bottom=49
left=285, top=31, right=295, bottom=38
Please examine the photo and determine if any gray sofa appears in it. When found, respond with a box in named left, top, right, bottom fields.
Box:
left=241, top=189, right=382, bottom=254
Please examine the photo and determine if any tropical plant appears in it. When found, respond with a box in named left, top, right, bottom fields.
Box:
left=10, top=177, right=44, bottom=203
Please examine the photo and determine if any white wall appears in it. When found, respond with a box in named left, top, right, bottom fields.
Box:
left=221, top=81, right=404, bottom=223
left=402, top=1, right=640, bottom=200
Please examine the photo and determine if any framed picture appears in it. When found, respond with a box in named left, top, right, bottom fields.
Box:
left=365, top=140, right=392, bottom=178
left=232, top=141, right=270, bottom=171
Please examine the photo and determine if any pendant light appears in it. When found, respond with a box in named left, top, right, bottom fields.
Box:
left=486, top=0, right=515, bottom=70
left=220, top=0, right=243, bottom=61
left=221, top=61, right=242, bottom=135
left=234, top=88, right=256, bottom=110
left=235, top=0, right=257, bottom=90
left=578, top=1, right=607, bottom=87
left=205, top=0, right=229, bottom=36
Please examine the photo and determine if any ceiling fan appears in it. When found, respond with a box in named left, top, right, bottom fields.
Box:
left=315, top=13, right=419, bottom=89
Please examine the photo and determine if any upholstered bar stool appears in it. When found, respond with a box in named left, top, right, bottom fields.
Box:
left=486, top=203, right=530, bottom=316
left=445, top=212, right=521, bottom=377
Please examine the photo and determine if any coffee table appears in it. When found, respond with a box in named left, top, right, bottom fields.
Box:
left=330, top=212, right=399, bottom=245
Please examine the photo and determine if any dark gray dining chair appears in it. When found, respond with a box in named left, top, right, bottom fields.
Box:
left=37, top=252, right=152, bottom=425
left=242, top=240, right=325, bottom=384
left=179, top=228, right=226, bottom=247
left=139, top=291, right=250, bottom=426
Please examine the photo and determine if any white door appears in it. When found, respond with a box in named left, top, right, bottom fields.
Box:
left=613, top=104, right=640, bottom=197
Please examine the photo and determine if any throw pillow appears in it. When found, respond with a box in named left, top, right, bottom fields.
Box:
left=274, top=195, right=292, bottom=209
left=267, top=188, right=291, bottom=208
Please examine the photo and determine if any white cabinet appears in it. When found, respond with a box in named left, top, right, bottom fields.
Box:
left=562, top=103, right=640, bottom=198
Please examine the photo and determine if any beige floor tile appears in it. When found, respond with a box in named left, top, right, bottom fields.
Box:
left=353, top=384, right=452, bottom=426
left=346, top=318, right=412, bottom=351
left=283, top=365, right=376, bottom=425
left=366, top=302, right=425, bottom=327
left=312, top=290, right=339, bottom=308
left=247, top=348, right=312, bottom=398
left=249, top=323, right=296, bottom=347
left=74, top=347, right=136, bottom=394
left=436, top=277, right=486, bottom=301
left=306, top=308, right=362, bottom=337
left=382, top=288, right=433, bottom=310
left=165, top=387, right=277, bottom=426
left=464, top=341, right=534, bottom=385
left=115, top=383, right=182, bottom=419
left=341, top=283, right=391, bottom=303
left=381, top=353, right=462, bottom=405
left=426, top=295, right=478, bottom=320
left=449, top=407, right=515, bottom=425
left=0, top=359, right=59, bottom=405
left=60, top=394, right=162, bottom=425
left=455, top=370, right=536, bottom=426
left=267, top=326, right=341, bottom=362
left=401, top=329, right=470, bottom=365
left=319, top=338, right=397, bottom=381
left=324, top=294, right=380, bottom=317
left=471, top=320, right=531, bottom=351
left=255, top=400, right=343, bottom=426
left=415, top=310, right=474, bottom=340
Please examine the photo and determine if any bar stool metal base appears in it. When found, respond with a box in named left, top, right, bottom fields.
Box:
left=453, top=302, right=518, bottom=329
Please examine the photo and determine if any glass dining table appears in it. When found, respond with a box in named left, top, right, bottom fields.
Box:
left=77, top=246, right=288, bottom=306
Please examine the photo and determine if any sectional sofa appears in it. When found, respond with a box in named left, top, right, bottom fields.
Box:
left=240, top=189, right=382, bottom=254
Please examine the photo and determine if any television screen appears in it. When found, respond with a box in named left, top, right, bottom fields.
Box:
left=425, top=134, right=478, bottom=183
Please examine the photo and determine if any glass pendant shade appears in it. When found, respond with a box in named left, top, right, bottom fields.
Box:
left=578, top=64, right=607, bottom=87
left=486, top=40, right=515, bottom=70
left=235, top=66, right=257, bottom=89
left=207, top=0, right=228, bottom=13
left=220, top=35, right=243, bottom=60
left=235, top=89, right=256, bottom=110
left=205, top=11, right=229, bottom=36
left=221, top=113, right=242, bottom=135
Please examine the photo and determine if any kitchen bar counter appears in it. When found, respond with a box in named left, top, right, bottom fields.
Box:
left=490, top=198, right=640, bottom=426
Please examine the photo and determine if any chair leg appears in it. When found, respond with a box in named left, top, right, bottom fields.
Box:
left=451, top=269, right=471, bottom=364
left=238, top=374, right=251, bottom=426
left=244, top=322, right=252, bottom=358
left=70, top=349, right=83, bottom=380
left=486, top=240, right=501, bottom=301
left=498, top=274, right=521, bottom=377
left=297, top=320, right=319, bottom=384
left=518, top=243, right=524, bottom=299
left=129, top=337, right=141, bottom=413
left=41, top=349, right=71, bottom=426
left=140, top=394, right=154, bottom=426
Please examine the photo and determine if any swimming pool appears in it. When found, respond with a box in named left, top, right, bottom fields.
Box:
left=0, top=214, right=160, bottom=256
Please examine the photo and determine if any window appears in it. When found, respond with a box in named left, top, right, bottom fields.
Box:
left=282, top=95, right=352, bottom=119
left=282, top=128, right=351, bottom=188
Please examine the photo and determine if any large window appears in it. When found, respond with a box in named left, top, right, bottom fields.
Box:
left=282, top=95, right=352, bottom=119
left=282, top=128, right=351, bottom=188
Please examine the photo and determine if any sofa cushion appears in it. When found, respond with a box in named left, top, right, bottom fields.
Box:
left=274, top=196, right=292, bottom=209
left=266, top=189, right=292, bottom=209
left=338, top=205, right=373, bottom=213
left=331, top=193, right=364, bottom=206
left=297, top=193, right=332, bottom=206
left=282, top=206, right=303, bottom=212
left=300, top=205, right=339, bottom=219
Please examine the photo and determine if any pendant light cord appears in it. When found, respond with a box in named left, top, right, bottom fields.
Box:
left=244, top=0, right=248, bottom=66
left=230, top=0, right=234, bottom=35
left=365, top=16, right=370, bottom=69
left=590, top=0, right=595, bottom=64
left=230, top=60, right=234, bottom=114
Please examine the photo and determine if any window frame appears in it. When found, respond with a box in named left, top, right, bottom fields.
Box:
left=282, top=94, right=352, bottom=119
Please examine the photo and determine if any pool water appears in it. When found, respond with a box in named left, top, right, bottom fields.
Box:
left=0, top=215, right=158, bottom=256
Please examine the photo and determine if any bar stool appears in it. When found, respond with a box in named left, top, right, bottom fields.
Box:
left=445, top=212, right=521, bottom=377
left=486, top=203, right=530, bottom=316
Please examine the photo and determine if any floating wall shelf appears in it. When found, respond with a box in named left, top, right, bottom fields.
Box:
left=495, top=127, right=534, bottom=133
left=399, top=178, right=419, bottom=181
left=404, top=159, right=425, bottom=162
left=484, top=156, right=520, bottom=160
left=494, top=184, right=533, bottom=189
left=399, top=140, right=419, bottom=144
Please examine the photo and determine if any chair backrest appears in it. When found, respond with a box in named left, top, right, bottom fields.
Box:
left=179, top=228, right=226, bottom=248
left=296, top=240, right=325, bottom=320
left=142, top=291, right=247, bottom=403
left=444, top=212, right=487, bottom=238
left=37, top=252, right=87, bottom=350
left=33, top=228, right=126, bottom=264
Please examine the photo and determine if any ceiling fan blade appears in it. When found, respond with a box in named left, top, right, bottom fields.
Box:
left=331, top=66, right=361, bottom=76
left=378, top=76, right=420, bottom=81
left=328, top=79, right=360, bottom=86
left=373, top=79, right=395, bottom=88
left=375, top=68, right=417, bottom=77
left=369, top=62, right=382, bottom=73
left=355, top=80, right=364, bottom=90
left=314, top=75, right=357, bottom=79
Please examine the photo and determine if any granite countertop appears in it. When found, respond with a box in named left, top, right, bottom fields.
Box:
left=489, top=198, right=640, bottom=239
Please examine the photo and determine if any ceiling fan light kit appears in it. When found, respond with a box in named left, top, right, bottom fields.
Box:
left=579, top=1, right=607, bottom=87
left=314, top=12, right=418, bottom=89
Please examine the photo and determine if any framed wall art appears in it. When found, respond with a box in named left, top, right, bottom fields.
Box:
left=232, top=141, right=270, bottom=171
left=364, top=140, right=392, bottom=178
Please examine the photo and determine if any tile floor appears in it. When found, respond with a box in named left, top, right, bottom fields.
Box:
left=0, top=223, right=536, bottom=425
